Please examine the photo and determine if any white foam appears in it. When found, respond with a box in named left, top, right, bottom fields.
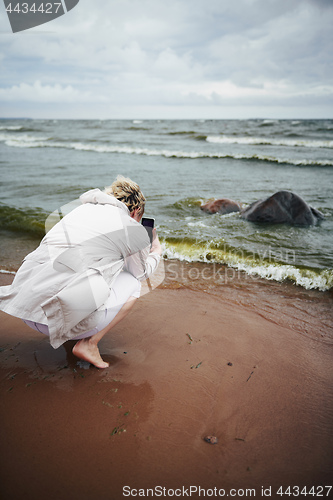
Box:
left=2, top=135, right=333, bottom=166
left=229, top=261, right=333, bottom=292
left=0, top=125, right=23, bottom=131
left=0, top=132, right=49, bottom=146
left=162, top=243, right=193, bottom=263
left=187, top=220, right=209, bottom=228
left=163, top=243, right=333, bottom=291
left=206, top=135, right=333, bottom=149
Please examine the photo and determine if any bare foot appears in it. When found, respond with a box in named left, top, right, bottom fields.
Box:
left=72, top=338, right=109, bottom=369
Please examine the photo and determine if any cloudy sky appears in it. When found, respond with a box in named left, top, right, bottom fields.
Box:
left=0, top=0, right=332, bottom=119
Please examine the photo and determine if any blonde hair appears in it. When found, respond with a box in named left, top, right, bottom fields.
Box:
left=104, top=175, right=146, bottom=215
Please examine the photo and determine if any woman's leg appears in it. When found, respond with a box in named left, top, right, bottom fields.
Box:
left=72, top=271, right=141, bottom=368
left=23, top=272, right=141, bottom=368
left=72, top=295, right=137, bottom=368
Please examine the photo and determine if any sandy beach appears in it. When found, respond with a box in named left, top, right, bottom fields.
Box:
left=0, top=263, right=332, bottom=500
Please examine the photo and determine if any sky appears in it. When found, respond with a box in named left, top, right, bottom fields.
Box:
left=0, top=0, right=332, bottom=120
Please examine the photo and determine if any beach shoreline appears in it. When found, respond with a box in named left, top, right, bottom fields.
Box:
left=2, top=255, right=332, bottom=341
left=0, top=266, right=332, bottom=499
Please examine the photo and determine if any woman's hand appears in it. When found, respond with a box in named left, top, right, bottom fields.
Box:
left=150, top=228, right=162, bottom=256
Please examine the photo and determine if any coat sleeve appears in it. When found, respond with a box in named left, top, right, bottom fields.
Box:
left=123, top=247, right=161, bottom=281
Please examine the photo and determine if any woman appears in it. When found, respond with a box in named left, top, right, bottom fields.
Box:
left=0, top=176, right=162, bottom=368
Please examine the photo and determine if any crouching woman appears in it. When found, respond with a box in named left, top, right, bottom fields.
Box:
left=0, top=176, right=162, bottom=368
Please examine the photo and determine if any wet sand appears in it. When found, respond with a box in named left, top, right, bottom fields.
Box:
left=0, top=266, right=333, bottom=500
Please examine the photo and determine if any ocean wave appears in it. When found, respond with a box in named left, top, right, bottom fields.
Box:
left=0, top=125, right=40, bottom=133
left=0, top=126, right=39, bottom=133
left=0, top=204, right=46, bottom=237
left=230, top=261, right=333, bottom=291
left=0, top=125, right=23, bottom=131
left=187, top=220, right=210, bottom=228
left=206, top=135, right=333, bottom=149
left=162, top=239, right=333, bottom=291
left=259, top=119, right=280, bottom=126
left=1, top=134, right=332, bottom=167
left=126, top=126, right=150, bottom=131
left=171, top=198, right=204, bottom=210
left=168, top=130, right=196, bottom=136
left=0, top=132, right=50, bottom=145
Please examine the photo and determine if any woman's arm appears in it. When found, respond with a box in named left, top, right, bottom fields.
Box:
left=123, top=229, right=162, bottom=281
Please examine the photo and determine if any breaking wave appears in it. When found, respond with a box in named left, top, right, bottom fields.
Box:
left=1, top=133, right=332, bottom=167
left=162, top=239, right=333, bottom=291
left=0, top=204, right=46, bottom=237
left=206, top=135, right=333, bottom=149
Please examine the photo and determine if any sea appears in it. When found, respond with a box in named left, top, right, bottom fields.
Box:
left=0, top=118, right=333, bottom=293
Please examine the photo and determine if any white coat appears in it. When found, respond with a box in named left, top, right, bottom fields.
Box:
left=0, top=189, right=160, bottom=348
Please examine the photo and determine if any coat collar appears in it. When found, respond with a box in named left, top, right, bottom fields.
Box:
left=80, top=188, right=130, bottom=215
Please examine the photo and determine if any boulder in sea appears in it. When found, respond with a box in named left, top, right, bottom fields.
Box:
left=240, top=191, right=324, bottom=226
left=200, top=198, right=242, bottom=215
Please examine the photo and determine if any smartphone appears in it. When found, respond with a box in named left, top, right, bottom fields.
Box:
left=141, top=217, right=155, bottom=244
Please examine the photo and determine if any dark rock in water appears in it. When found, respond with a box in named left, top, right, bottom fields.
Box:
left=200, top=198, right=242, bottom=215
left=240, top=191, right=324, bottom=226
left=204, top=435, right=218, bottom=444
